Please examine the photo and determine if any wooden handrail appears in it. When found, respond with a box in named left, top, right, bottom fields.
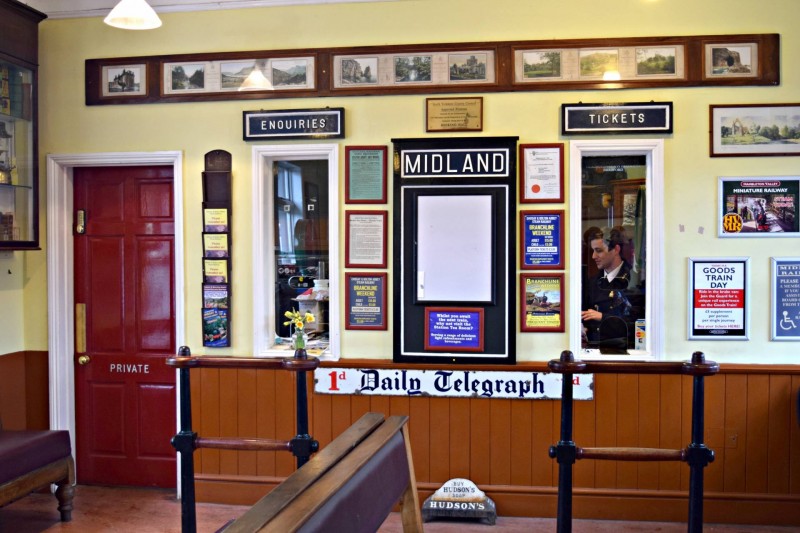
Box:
left=195, top=437, right=292, bottom=452
left=547, top=350, right=719, bottom=376
left=166, top=354, right=319, bottom=372
left=576, top=446, right=686, bottom=462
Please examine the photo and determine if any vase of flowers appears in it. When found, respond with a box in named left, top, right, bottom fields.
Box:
left=283, top=308, right=315, bottom=351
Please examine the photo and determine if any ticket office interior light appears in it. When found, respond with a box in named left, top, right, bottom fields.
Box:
left=104, top=0, right=162, bottom=30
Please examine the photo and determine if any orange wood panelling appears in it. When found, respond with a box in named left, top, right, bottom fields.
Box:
left=190, top=366, right=800, bottom=524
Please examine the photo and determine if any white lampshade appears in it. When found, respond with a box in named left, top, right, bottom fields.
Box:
left=104, top=0, right=162, bottom=30
left=238, top=67, right=273, bottom=91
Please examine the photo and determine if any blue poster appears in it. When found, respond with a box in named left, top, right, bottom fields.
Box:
left=522, top=212, right=562, bottom=268
left=773, top=258, right=800, bottom=340
left=347, top=275, right=386, bottom=329
left=426, top=309, right=483, bottom=351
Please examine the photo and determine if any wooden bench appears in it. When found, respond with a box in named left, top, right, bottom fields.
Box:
left=222, top=412, right=423, bottom=533
left=0, top=423, right=75, bottom=522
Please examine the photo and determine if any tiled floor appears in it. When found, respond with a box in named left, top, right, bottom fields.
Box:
left=0, top=485, right=797, bottom=533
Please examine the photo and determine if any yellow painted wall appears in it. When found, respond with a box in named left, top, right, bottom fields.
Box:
left=14, top=0, right=800, bottom=363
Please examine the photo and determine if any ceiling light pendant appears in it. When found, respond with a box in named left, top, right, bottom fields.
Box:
left=239, top=66, right=273, bottom=91
left=104, top=0, right=162, bottom=30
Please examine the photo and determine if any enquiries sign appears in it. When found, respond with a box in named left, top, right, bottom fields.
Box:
left=314, top=368, right=593, bottom=400
left=243, top=107, right=344, bottom=140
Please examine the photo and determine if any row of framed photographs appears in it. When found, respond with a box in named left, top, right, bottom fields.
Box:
left=87, top=33, right=779, bottom=105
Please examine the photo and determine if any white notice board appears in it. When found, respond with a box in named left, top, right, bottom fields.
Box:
left=416, top=194, right=493, bottom=302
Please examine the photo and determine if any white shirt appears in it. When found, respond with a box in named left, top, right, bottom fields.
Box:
left=604, top=262, right=624, bottom=282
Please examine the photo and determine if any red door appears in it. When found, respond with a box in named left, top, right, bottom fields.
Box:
left=73, top=166, right=176, bottom=487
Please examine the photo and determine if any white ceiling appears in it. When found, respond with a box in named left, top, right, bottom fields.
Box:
left=19, top=0, right=394, bottom=19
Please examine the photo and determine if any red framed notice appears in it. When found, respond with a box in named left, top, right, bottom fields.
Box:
left=424, top=307, right=485, bottom=352
left=345, top=210, right=388, bottom=268
left=345, top=272, right=388, bottom=330
left=520, top=273, right=564, bottom=332
left=345, top=146, right=388, bottom=204
left=519, top=143, right=564, bottom=203
left=520, top=210, right=564, bottom=270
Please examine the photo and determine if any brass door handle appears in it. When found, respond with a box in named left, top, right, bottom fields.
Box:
left=78, top=355, right=91, bottom=365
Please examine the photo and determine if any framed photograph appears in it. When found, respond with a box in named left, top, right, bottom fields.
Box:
left=165, top=62, right=205, bottom=93
left=704, top=42, right=758, bottom=79
left=202, top=308, right=230, bottom=348
left=520, top=50, right=563, bottom=80
left=271, top=58, right=310, bottom=88
left=718, top=176, right=799, bottom=237
left=203, top=207, right=229, bottom=233
left=710, top=104, right=800, bottom=157
left=203, top=233, right=229, bottom=258
left=579, top=48, right=619, bottom=78
left=448, top=53, right=488, bottom=82
left=339, top=56, right=379, bottom=85
left=635, top=47, right=678, bottom=77
left=688, top=257, right=749, bottom=340
left=424, top=307, right=485, bottom=352
left=102, top=64, right=147, bottom=97
left=345, top=146, right=387, bottom=204
left=345, top=273, right=387, bottom=330
left=771, top=257, right=800, bottom=341
left=425, top=97, right=483, bottom=132
left=519, top=143, right=564, bottom=203
left=520, top=210, right=564, bottom=270
left=345, top=210, right=387, bottom=268
left=394, top=55, right=432, bottom=83
left=520, top=273, right=564, bottom=333
left=203, top=258, right=229, bottom=284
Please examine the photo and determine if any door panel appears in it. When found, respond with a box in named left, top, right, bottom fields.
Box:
left=74, top=166, right=176, bottom=488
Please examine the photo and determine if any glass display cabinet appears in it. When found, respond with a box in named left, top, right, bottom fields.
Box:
left=0, top=0, right=46, bottom=249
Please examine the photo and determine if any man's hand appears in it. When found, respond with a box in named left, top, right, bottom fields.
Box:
left=581, top=309, right=602, bottom=322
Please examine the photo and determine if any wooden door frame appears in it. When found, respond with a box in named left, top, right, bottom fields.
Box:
left=45, top=152, right=185, bottom=481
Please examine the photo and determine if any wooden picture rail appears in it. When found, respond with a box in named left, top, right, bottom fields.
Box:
left=85, top=33, right=779, bottom=106
left=547, top=350, right=720, bottom=533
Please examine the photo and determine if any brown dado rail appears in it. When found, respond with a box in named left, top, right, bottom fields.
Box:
left=547, top=351, right=719, bottom=533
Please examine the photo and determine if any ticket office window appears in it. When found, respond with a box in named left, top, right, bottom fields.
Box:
left=252, top=144, right=339, bottom=358
left=570, top=139, right=664, bottom=359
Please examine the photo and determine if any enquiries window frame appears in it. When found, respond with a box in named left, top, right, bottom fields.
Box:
left=252, top=143, right=340, bottom=359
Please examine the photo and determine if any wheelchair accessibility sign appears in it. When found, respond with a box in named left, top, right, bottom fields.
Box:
left=772, top=258, right=800, bottom=341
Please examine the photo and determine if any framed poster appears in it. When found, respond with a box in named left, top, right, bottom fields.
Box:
left=519, top=143, right=564, bottom=203
left=345, top=273, right=388, bottom=330
left=771, top=258, right=800, bottom=341
left=424, top=307, right=484, bottom=352
left=345, top=146, right=387, bottom=204
left=688, top=257, right=749, bottom=340
left=718, top=176, right=799, bottom=237
left=703, top=42, right=758, bottom=79
left=520, top=210, right=564, bottom=270
left=345, top=210, right=387, bottom=268
left=710, top=105, right=800, bottom=157
left=520, top=273, right=564, bottom=332
left=101, top=64, right=147, bottom=97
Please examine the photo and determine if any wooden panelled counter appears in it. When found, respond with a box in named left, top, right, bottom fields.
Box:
left=183, top=359, right=800, bottom=526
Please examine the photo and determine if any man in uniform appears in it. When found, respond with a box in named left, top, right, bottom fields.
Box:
left=581, top=227, right=638, bottom=352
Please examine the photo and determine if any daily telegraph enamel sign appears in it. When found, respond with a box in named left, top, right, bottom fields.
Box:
left=314, top=368, right=593, bottom=400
